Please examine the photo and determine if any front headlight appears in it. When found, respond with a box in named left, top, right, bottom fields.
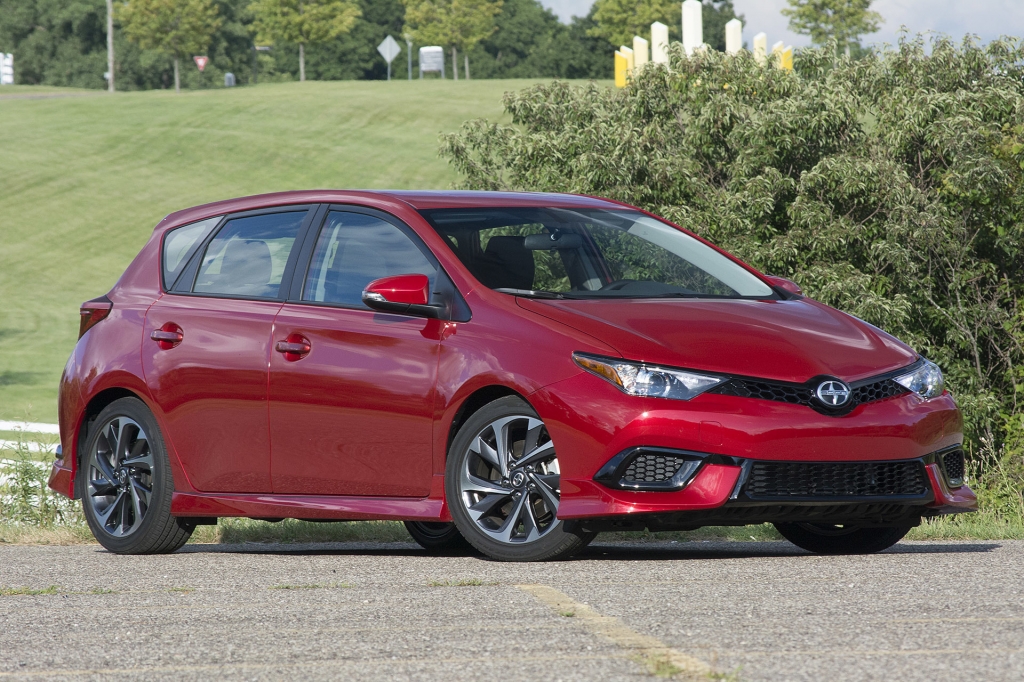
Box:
left=573, top=353, right=726, bottom=401
left=894, top=359, right=945, bottom=400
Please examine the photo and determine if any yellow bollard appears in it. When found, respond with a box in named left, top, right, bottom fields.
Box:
left=780, top=45, right=793, bottom=71
left=614, top=51, right=628, bottom=87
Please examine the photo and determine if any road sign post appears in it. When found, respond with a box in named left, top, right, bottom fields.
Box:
left=377, top=35, right=401, bottom=81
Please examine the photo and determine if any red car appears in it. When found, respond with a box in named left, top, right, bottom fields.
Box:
left=49, top=191, right=976, bottom=561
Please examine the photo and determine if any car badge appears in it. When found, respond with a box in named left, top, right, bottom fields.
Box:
left=819, top=376, right=851, bottom=403
left=816, top=380, right=851, bottom=407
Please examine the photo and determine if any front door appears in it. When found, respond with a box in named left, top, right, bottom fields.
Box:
left=142, top=208, right=310, bottom=493
left=268, top=209, right=442, bottom=496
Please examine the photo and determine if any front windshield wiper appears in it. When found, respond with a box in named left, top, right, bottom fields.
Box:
left=494, top=288, right=565, bottom=299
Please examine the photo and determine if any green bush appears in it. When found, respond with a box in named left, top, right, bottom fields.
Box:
left=441, top=36, right=1024, bottom=472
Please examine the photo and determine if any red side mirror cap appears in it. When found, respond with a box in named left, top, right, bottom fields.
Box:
left=764, top=275, right=803, bottom=297
left=363, top=274, right=430, bottom=306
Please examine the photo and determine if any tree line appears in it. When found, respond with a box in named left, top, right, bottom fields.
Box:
left=0, top=1, right=753, bottom=90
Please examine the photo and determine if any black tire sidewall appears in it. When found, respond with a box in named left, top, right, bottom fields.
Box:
left=445, top=396, right=593, bottom=562
left=403, top=521, right=471, bottom=551
left=78, top=397, right=183, bottom=554
left=774, top=522, right=912, bottom=555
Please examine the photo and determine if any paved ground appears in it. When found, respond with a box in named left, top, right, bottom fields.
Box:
left=1, top=539, right=1022, bottom=681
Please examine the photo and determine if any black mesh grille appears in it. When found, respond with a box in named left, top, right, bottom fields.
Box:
left=710, top=377, right=908, bottom=411
left=712, top=379, right=813, bottom=405
left=746, top=460, right=929, bottom=499
left=940, top=449, right=965, bottom=483
left=622, top=454, right=687, bottom=483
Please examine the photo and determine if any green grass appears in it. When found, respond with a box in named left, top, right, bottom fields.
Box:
left=0, top=79, right=562, bottom=422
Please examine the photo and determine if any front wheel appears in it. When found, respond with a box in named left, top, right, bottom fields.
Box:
left=774, top=522, right=913, bottom=555
left=78, top=397, right=194, bottom=554
left=446, top=396, right=595, bottom=562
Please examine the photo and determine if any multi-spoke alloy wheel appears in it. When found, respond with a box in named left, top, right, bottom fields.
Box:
left=86, top=416, right=153, bottom=537
left=446, top=397, right=594, bottom=561
left=79, top=398, right=194, bottom=554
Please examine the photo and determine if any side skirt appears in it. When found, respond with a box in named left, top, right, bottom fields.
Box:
left=171, top=492, right=445, bottom=522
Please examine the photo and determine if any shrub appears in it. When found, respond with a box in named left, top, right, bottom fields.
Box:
left=441, top=36, right=1024, bottom=468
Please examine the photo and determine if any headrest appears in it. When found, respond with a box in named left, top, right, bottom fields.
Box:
left=479, top=236, right=535, bottom=290
left=221, top=239, right=272, bottom=286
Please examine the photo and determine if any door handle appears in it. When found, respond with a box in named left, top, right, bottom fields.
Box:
left=150, top=324, right=183, bottom=350
left=275, top=334, right=311, bottom=361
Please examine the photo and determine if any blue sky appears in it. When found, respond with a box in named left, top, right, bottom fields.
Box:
left=539, top=0, right=1024, bottom=48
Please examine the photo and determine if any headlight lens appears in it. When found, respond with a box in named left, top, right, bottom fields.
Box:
left=573, top=353, right=726, bottom=400
left=894, top=360, right=945, bottom=400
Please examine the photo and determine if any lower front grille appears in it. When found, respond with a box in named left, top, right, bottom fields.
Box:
left=939, top=448, right=966, bottom=485
left=622, top=454, right=688, bottom=483
left=746, top=460, right=929, bottom=499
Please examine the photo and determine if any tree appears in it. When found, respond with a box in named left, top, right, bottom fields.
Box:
left=441, top=36, right=1024, bottom=471
left=782, top=0, right=881, bottom=57
left=250, top=0, right=361, bottom=82
left=402, top=0, right=502, bottom=80
left=590, top=0, right=742, bottom=52
left=118, top=0, right=222, bottom=92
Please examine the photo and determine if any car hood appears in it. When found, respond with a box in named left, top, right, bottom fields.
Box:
left=516, top=297, right=917, bottom=383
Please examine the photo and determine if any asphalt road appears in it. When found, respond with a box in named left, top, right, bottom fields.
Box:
left=1, top=539, right=1022, bottom=681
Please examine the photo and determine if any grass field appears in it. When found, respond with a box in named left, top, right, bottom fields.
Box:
left=0, top=79, right=554, bottom=423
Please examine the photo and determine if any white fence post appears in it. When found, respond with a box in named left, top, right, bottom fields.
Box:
left=682, top=0, right=702, bottom=57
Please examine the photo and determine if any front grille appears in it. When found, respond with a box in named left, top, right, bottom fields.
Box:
left=940, top=449, right=965, bottom=484
left=710, top=376, right=909, bottom=412
left=746, top=460, right=929, bottom=499
left=622, top=454, right=688, bottom=483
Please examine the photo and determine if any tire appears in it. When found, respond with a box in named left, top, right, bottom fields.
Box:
left=774, top=522, right=913, bottom=555
left=445, top=396, right=595, bottom=562
left=78, top=397, right=194, bottom=554
left=404, top=521, right=473, bottom=552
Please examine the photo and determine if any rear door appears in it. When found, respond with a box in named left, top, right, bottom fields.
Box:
left=268, top=208, right=445, bottom=496
left=142, top=207, right=314, bottom=493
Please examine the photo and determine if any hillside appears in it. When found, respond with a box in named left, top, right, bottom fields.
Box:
left=0, top=79, right=564, bottom=422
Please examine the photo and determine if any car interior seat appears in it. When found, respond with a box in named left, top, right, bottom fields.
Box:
left=474, top=236, right=535, bottom=290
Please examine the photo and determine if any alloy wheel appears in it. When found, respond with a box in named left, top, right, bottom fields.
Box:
left=458, top=414, right=562, bottom=545
left=85, top=416, right=154, bottom=537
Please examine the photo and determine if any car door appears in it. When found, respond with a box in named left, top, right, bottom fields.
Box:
left=142, top=207, right=313, bottom=493
left=268, top=208, right=447, bottom=496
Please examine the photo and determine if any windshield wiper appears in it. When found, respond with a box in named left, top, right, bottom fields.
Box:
left=494, top=288, right=565, bottom=299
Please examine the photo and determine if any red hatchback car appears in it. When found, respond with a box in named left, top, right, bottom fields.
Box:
left=49, top=190, right=976, bottom=561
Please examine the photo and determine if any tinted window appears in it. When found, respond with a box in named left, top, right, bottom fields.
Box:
left=420, top=207, right=774, bottom=299
left=193, top=212, right=305, bottom=299
left=162, top=217, right=220, bottom=290
left=302, top=211, right=436, bottom=308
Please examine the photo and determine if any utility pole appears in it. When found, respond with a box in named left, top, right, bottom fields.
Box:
left=106, top=0, right=115, bottom=92
left=404, top=33, right=412, bottom=80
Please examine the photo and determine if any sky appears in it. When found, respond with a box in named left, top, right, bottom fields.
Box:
left=539, top=0, right=1024, bottom=48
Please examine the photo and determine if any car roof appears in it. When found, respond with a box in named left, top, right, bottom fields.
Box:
left=155, top=190, right=629, bottom=232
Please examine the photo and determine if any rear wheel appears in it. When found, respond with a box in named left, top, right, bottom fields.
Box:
left=403, top=521, right=472, bottom=552
left=446, top=396, right=595, bottom=562
left=79, top=398, right=194, bottom=554
left=774, top=522, right=913, bottom=555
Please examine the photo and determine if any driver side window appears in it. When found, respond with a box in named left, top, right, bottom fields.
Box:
left=302, top=211, right=436, bottom=308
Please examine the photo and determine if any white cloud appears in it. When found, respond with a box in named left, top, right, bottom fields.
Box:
left=538, top=0, right=1024, bottom=47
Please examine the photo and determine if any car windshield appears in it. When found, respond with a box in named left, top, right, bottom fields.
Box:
left=419, top=207, right=774, bottom=299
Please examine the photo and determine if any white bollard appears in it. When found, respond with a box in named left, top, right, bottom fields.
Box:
left=753, top=33, right=767, bottom=64
left=0, top=53, right=13, bottom=85
left=651, top=22, right=670, bottom=64
left=682, top=0, right=702, bottom=57
left=633, top=36, right=649, bottom=70
left=619, top=45, right=635, bottom=74
left=725, top=18, right=742, bottom=56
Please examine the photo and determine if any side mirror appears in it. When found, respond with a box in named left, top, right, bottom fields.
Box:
left=764, top=275, right=803, bottom=297
left=362, top=274, right=445, bottom=318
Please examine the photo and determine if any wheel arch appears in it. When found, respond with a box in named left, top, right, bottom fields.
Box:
left=445, top=385, right=533, bottom=456
left=72, top=387, right=147, bottom=497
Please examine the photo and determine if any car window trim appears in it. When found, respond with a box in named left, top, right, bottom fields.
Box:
left=166, top=204, right=320, bottom=302
left=287, top=204, right=471, bottom=322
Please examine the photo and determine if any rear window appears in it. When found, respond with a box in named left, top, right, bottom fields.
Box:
left=192, top=212, right=305, bottom=299
left=161, top=217, right=221, bottom=290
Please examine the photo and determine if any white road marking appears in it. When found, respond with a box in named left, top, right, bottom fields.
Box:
left=0, top=421, right=60, bottom=435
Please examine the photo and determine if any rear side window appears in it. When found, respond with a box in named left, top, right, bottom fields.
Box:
left=302, top=211, right=436, bottom=308
left=161, top=217, right=220, bottom=290
left=193, top=212, right=305, bottom=299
